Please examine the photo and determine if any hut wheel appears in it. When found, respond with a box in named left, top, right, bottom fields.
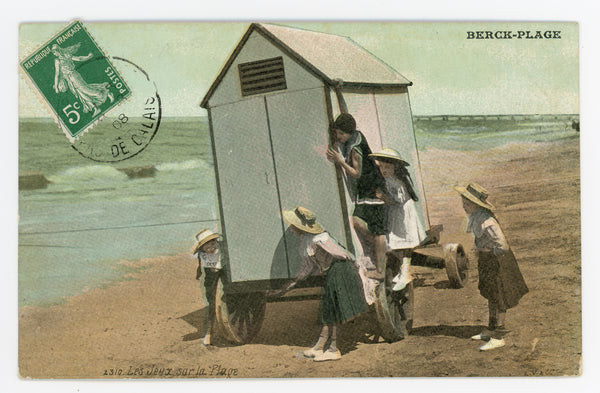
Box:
left=373, top=253, right=414, bottom=343
left=214, top=278, right=266, bottom=344
left=443, top=243, right=469, bottom=288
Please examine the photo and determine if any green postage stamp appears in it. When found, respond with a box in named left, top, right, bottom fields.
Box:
left=20, top=20, right=130, bottom=139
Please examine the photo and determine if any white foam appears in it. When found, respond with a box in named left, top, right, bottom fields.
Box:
left=47, top=165, right=128, bottom=183
left=156, top=159, right=209, bottom=172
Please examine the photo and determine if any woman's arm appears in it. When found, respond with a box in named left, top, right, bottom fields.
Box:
left=327, top=148, right=361, bottom=179
left=332, top=79, right=348, bottom=114
left=482, top=218, right=509, bottom=255
left=73, top=53, right=93, bottom=62
left=267, top=259, right=317, bottom=298
left=375, top=189, right=396, bottom=205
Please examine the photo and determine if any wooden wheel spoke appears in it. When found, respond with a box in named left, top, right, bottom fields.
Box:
left=215, top=284, right=266, bottom=344
left=229, top=308, right=240, bottom=325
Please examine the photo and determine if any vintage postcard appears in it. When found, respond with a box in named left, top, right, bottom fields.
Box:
left=18, top=21, right=580, bottom=379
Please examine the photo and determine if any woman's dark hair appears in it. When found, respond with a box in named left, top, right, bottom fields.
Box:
left=333, top=113, right=356, bottom=134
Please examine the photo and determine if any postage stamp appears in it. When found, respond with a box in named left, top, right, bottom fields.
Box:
left=20, top=20, right=131, bottom=140
left=17, top=21, right=581, bottom=381
left=69, top=57, right=161, bottom=162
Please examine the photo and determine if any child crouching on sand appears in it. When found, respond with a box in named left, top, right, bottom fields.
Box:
left=269, top=207, right=366, bottom=361
left=191, top=229, right=223, bottom=347
left=454, top=183, right=528, bottom=351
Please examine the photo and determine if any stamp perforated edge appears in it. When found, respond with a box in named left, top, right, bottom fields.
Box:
left=19, top=20, right=133, bottom=143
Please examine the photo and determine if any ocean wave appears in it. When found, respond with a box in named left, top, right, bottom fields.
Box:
left=156, top=160, right=211, bottom=172
left=47, top=165, right=128, bottom=183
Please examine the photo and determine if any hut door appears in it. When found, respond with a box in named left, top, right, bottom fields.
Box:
left=210, top=97, right=286, bottom=283
left=265, top=88, right=350, bottom=277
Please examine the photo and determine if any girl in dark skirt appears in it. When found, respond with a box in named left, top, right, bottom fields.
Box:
left=270, top=206, right=366, bottom=361
left=454, top=183, right=529, bottom=351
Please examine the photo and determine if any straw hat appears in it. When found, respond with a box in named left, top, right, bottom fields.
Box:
left=191, top=229, right=219, bottom=253
left=453, top=183, right=495, bottom=211
left=369, top=148, right=410, bottom=166
left=281, top=207, right=324, bottom=234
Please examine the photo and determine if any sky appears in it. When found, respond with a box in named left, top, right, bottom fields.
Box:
left=19, top=21, right=579, bottom=117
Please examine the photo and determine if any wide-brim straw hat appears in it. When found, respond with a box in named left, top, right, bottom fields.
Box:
left=453, top=183, right=495, bottom=211
left=281, top=206, right=324, bottom=234
left=191, top=229, right=219, bottom=253
left=369, top=148, right=410, bottom=166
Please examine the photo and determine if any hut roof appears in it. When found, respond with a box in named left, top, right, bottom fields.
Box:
left=200, top=23, right=412, bottom=108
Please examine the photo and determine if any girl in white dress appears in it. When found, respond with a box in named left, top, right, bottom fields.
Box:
left=369, top=149, right=426, bottom=290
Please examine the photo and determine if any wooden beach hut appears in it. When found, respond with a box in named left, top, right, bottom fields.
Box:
left=200, top=23, right=454, bottom=344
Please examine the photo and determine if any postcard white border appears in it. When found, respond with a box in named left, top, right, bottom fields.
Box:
left=3, top=1, right=599, bottom=393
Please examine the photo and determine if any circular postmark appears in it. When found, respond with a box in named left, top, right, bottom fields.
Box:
left=71, top=57, right=161, bottom=162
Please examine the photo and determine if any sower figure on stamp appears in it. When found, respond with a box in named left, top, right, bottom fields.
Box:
left=369, top=148, right=426, bottom=291
left=326, top=110, right=387, bottom=281
left=268, top=207, right=366, bottom=361
left=191, top=229, right=224, bottom=348
left=52, top=43, right=114, bottom=117
left=454, top=183, right=529, bottom=351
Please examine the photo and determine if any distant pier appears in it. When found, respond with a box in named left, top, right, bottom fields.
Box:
left=414, top=114, right=580, bottom=122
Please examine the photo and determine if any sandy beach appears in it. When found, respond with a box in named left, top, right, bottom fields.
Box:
left=18, top=138, right=581, bottom=378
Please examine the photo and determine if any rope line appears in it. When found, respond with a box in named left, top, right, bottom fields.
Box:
left=19, top=218, right=218, bottom=236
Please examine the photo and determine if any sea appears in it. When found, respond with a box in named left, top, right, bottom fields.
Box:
left=18, top=115, right=579, bottom=307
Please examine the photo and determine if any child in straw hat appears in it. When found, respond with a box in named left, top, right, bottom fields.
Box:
left=369, top=148, right=426, bottom=291
left=326, top=113, right=387, bottom=281
left=454, top=183, right=528, bottom=351
left=191, top=229, right=223, bottom=347
left=270, top=206, right=366, bottom=361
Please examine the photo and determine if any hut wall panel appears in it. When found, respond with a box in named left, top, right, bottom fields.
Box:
left=266, top=88, right=346, bottom=278
left=374, top=93, right=430, bottom=230
left=210, top=98, right=286, bottom=282
left=209, top=31, right=323, bottom=108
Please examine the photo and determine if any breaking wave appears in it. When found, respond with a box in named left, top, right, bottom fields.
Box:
left=156, top=159, right=211, bottom=172
left=47, top=165, right=128, bottom=183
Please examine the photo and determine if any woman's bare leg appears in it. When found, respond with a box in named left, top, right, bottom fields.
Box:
left=304, top=325, right=329, bottom=358
left=354, top=218, right=385, bottom=280
left=328, top=324, right=338, bottom=352
left=313, top=324, right=341, bottom=361
left=488, top=300, right=498, bottom=331
left=352, top=217, right=372, bottom=241
left=374, top=234, right=387, bottom=275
